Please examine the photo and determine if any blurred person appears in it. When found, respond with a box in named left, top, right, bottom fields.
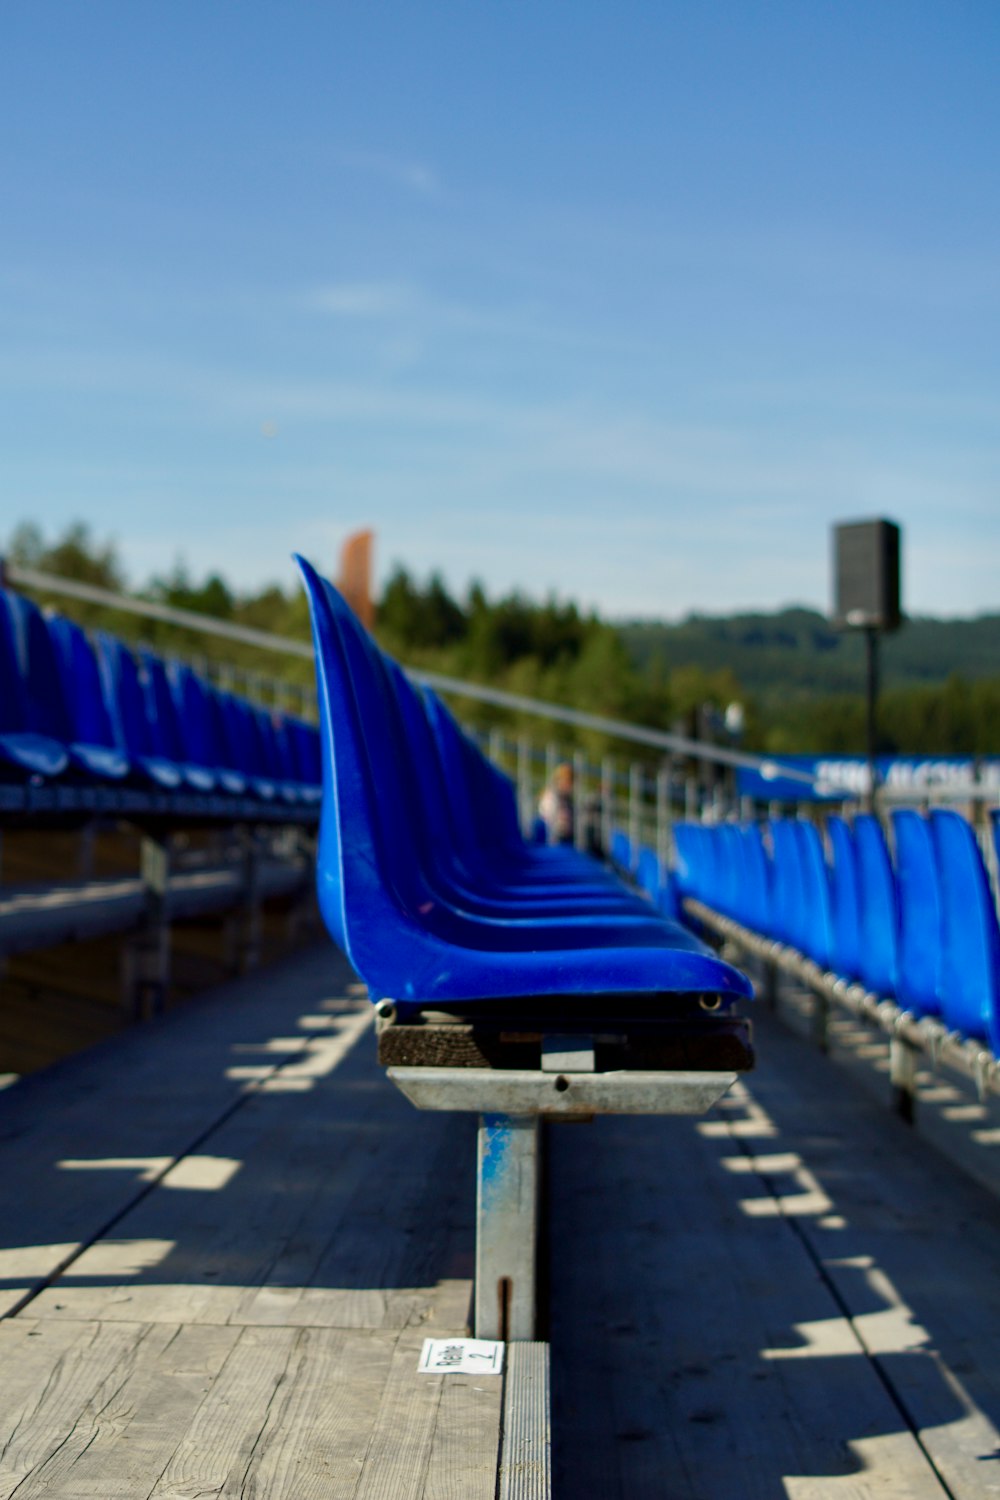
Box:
left=538, top=761, right=575, bottom=845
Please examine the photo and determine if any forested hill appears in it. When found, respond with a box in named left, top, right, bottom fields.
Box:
left=6, top=520, right=999, bottom=755
left=620, top=608, right=1000, bottom=706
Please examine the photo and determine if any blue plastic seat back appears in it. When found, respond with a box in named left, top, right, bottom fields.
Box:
left=168, top=663, right=219, bottom=771
left=827, top=815, right=861, bottom=981
left=216, top=692, right=250, bottom=768
left=675, top=822, right=729, bottom=906
left=853, top=814, right=898, bottom=997
left=891, top=810, right=943, bottom=1017
left=325, top=604, right=492, bottom=911
left=287, top=717, right=321, bottom=785
left=710, top=827, right=735, bottom=919
left=294, top=553, right=754, bottom=1011
left=216, top=694, right=277, bottom=797
left=610, top=830, right=632, bottom=872
left=0, top=592, right=29, bottom=735
left=47, top=614, right=117, bottom=748
left=291, top=564, right=413, bottom=958
left=768, top=820, right=807, bottom=949
left=670, top=823, right=701, bottom=899
left=635, top=846, right=681, bottom=920
left=254, top=708, right=286, bottom=779
left=740, top=823, right=773, bottom=936
left=450, top=725, right=523, bottom=853
left=422, top=690, right=558, bottom=867
left=271, top=714, right=300, bottom=782
left=931, top=810, right=1000, bottom=1047
left=139, top=651, right=188, bottom=762
left=0, top=593, right=72, bottom=778
left=418, top=692, right=488, bottom=839
left=636, top=847, right=660, bottom=902
left=793, top=821, right=833, bottom=968
left=299, top=565, right=618, bottom=933
left=1, top=589, right=75, bottom=741
left=387, top=665, right=492, bottom=876
left=95, top=633, right=164, bottom=762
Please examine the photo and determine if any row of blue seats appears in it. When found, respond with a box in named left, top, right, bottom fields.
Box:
left=0, top=586, right=321, bottom=818
left=295, top=554, right=752, bottom=1019
left=673, top=813, right=1000, bottom=1052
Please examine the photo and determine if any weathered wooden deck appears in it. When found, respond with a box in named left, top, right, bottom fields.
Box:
left=0, top=947, right=498, bottom=1499
left=3, top=944, right=1000, bottom=1497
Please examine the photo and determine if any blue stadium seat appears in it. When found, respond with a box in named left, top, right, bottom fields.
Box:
left=672, top=823, right=719, bottom=906
left=0, top=590, right=69, bottom=779
left=419, top=686, right=629, bottom=894
left=167, top=663, right=246, bottom=796
left=295, top=554, right=752, bottom=1016
left=0, top=590, right=128, bottom=783
left=891, top=809, right=943, bottom=1018
left=93, top=633, right=184, bottom=790
left=826, top=814, right=862, bottom=981
left=332, top=596, right=661, bottom=924
left=138, top=651, right=216, bottom=793
left=793, top=820, right=834, bottom=968
left=215, top=692, right=278, bottom=801
left=768, top=819, right=808, bottom=950
left=389, top=668, right=638, bottom=913
left=739, top=823, right=773, bottom=937
left=931, top=809, right=1000, bottom=1048
left=853, top=814, right=899, bottom=998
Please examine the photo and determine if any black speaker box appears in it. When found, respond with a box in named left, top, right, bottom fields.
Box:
left=832, top=519, right=901, bottom=631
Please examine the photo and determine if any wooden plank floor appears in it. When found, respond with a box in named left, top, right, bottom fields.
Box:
left=0, top=944, right=501, bottom=1499
left=6, top=941, right=1000, bottom=1497
left=549, top=1001, right=1000, bottom=1498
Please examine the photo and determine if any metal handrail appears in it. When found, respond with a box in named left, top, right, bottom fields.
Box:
left=2, top=559, right=819, bottom=784
left=5, top=563, right=316, bottom=660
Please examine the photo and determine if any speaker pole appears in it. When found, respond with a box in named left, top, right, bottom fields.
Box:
left=864, top=625, right=879, bottom=811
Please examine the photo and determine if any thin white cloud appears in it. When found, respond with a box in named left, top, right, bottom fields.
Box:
left=334, top=147, right=440, bottom=197
left=312, top=281, right=414, bottom=318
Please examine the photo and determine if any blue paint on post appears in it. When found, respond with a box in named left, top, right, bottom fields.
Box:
left=480, top=1114, right=513, bottom=1209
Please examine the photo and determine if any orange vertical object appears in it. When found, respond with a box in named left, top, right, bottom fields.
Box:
left=337, top=529, right=375, bottom=629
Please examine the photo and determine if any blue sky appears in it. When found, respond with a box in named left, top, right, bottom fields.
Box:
left=2, top=1, right=998, bottom=619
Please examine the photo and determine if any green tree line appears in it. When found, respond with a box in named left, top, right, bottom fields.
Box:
left=5, top=521, right=998, bottom=758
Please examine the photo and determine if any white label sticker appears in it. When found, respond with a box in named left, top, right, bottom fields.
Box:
left=417, top=1337, right=504, bottom=1375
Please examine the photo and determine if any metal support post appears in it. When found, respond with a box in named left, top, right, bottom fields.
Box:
left=864, top=625, right=880, bottom=812
left=124, top=833, right=171, bottom=1020
left=811, top=989, right=829, bottom=1053
left=475, top=1114, right=540, bottom=1341
left=545, top=742, right=558, bottom=787
left=237, top=826, right=262, bottom=973
left=601, top=756, right=615, bottom=860
left=76, top=821, right=96, bottom=882
left=890, top=1033, right=918, bottom=1124
left=517, top=735, right=532, bottom=835
left=628, top=762, right=642, bottom=864
left=685, top=777, right=698, bottom=820
left=572, top=749, right=587, bottom=852
left=656, top=764, right=672, bottom=872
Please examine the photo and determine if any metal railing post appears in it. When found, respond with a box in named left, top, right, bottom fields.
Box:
left=628, top=763, right=642, bottom=862
left=517, top=734, right=533, bottom=835
left=656, top=763, right=672, bottom=872
left=573, top=749, right=587, bottom=851
left=601, top=756, right=615, bottom=859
